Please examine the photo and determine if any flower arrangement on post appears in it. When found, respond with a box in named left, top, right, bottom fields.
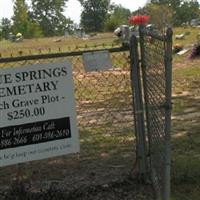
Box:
left=128, top=15, right=151, bottom=42
left=128, top=15, right=150, bottom=26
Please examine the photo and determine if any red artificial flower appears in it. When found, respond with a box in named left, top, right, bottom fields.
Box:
left=128, top=15, right=150, bottom=25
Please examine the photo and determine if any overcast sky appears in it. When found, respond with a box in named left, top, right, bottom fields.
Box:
left=0, top=0, right=148, bottom=23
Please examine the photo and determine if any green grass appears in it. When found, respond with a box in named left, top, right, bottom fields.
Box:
left=171, top=63, right=200, bottom=200
left=172, top=26, right=200, bottom=63
left=0, top=33, right=119, bottom=57
left=173, top=27, right=199, bottom=47
left=171, top=184, right=200, bottom=200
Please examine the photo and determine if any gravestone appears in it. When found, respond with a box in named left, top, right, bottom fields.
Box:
left=82, top=50, right=112, bottom=72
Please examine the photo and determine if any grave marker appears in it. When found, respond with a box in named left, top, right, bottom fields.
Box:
left=83, top=50, right=112, bottom=72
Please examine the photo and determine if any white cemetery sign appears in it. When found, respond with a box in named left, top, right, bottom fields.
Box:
left=83, top=50, right=112, bottom=72
left=0, top=61, right=79, bottom=167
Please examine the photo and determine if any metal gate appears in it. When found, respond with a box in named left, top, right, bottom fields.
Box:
left=130, top=26, right=173, bottom=200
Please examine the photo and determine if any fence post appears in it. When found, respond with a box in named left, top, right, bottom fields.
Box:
left=138, top=25, right=152, bottom=182
left=130, top=34, right=148, bottom=181
left=163, top=27, right=173, bottom=200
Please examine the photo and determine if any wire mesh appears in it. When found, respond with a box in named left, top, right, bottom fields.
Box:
left=143, top=36, right=166, bottom=193
left=139, top=28, right=172, bottom=200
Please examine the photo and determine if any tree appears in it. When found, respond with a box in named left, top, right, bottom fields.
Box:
left=174, top=0, right=199, bottom=25
left=12, top=0, right=42, bottom=38
left=0, top=18, right=12, bottom=39
left=31, top=0, right=70, bottom=36
left=12, top=0, right=30, bottom=36
left=150, top=0, right=200, bottom=26
left=146, top=3, right=173, bottom=28
left=150, top=0, right=169, bottom=3
left=150, top=0, right=180, bottom=4
left=105, top=4, right=131, bottom=31
left=79, top=0, right=110, bottom=32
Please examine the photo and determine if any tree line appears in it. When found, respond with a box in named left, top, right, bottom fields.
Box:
left=0, top=0, right=200, bottom=39
left=144, top=0, right=200, bottom=27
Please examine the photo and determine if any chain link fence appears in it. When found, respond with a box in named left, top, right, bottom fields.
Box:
left=130, top=26, right=173, bottom=200
left=0, top=45, right=154, bottom=200
left=1, top=26, right=199, bottom=200
left=141, top=27, right=172, bottom=200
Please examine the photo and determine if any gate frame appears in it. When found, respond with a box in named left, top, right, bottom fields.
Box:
left=130, top=25, right=173, bottom=200
left=130, top=34, right=148, bottom=181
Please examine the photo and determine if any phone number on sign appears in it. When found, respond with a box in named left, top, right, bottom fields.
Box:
left=7, top=107, right=45, bottom=121
left=32, top=129, right=70, bottom=142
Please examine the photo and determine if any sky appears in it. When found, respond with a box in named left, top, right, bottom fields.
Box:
left=0, top=0, right=148, bottom=24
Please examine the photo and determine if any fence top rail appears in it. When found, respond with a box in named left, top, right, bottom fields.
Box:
left=141, top=28, right=168, bottom=42
left=0, top=46, right=128, bottom=64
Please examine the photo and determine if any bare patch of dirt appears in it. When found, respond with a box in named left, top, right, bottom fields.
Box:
left=1, top=178, right=154, bottom=200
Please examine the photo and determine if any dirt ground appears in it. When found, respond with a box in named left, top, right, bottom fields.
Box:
left=0, top=154, right=154, bottom=200
left=1, top=178, right=154, bottom=200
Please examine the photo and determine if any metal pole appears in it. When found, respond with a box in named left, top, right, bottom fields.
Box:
left=138, top=25, right=152, bottom=181
left=130, top=34, right=147, bottom=181
left=163, top=27, right=173, bottom=200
